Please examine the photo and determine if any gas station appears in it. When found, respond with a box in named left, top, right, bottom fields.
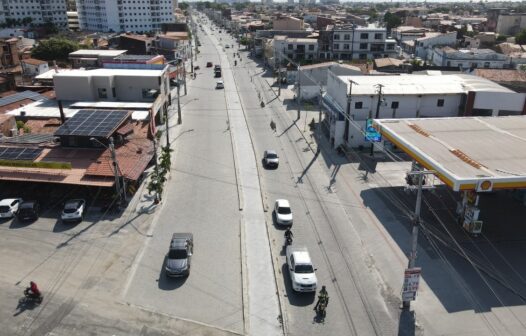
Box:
left=374, top=115, right=526, bottom=234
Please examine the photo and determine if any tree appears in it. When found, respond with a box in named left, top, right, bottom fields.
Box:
left=383, top=12, right=402, bottom=32
left=516, top=29, right=526, bottom=44
left=31, top=37, right=79, bottom=61
left=179, top=2, right=189, bottom=10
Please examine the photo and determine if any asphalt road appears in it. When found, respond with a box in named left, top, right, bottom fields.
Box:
left=123, top=25, right=244, bottom=334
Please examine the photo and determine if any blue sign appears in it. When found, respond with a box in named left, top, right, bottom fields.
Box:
left=365, top=119, right=382, bottom=142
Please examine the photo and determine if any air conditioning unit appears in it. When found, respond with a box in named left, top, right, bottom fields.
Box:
left=476, top=180, right=493, bottom=192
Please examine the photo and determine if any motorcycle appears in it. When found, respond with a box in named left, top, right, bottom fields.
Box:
left=284, top=233, right=293, bottom=246
left=316, top=300, right=327, bottom=321
left=24, top=288, right=43, bottom=304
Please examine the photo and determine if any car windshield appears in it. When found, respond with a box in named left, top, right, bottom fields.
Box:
left=168, top=249, right=188, bottom=259
left=0, top=206, right=10, bottom=212
left=295, top=264, right=314, bottom=274
left=64, top=201, right=81, bottom=212
left=266, top=153, right=277, bottom=159
left=278, top=206, right=291, bottom=215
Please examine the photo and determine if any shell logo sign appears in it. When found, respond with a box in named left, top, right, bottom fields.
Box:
left=477, top=180, right=493, bottom=192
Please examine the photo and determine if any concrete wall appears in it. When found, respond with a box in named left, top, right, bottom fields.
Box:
left=273, top=17, right=303, bottom=31
left=54, top=76, right=93, bottom=101
left=474, top=91, right=526, bottom=113
left=496, top=14, right=526, bottom=36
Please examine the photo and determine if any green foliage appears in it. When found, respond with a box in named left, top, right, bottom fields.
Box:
left=496, top=34, right=508, bottom=42
left=383, top=12, right=402, bottom=31
left=239, top=36, right=251, bottom=45
left=234, top=2, right=250, bottom=11
left=179, top=2, right=189, bottom=10
left=31, top=37, right=79, bottom=61
left=16, top=121, right=30, bottom=134
left=147, top=145, right=173, bottom=202
left=516, top=29, right=526, bottom=45
left=429, top=7, right=450, bottom=14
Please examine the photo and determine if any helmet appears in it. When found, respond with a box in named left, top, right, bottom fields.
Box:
left=322, top=285, right=326, bottom=290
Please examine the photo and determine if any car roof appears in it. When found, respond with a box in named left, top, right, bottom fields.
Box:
left=20, top=201, right=37, bottom=208
left=276, top=199, right=290, bottom=207
left=291, top=250, right=312, bottom=264
left=0, top=198, right=20, bottom=205
left=266, top=150, right=277, bottom=155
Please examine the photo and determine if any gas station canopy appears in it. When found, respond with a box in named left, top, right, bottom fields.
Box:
left=374, top=116, right=526, bottom=192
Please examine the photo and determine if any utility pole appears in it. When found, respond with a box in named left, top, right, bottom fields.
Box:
left=177, top=83, right=182, bottom=124
left=164, top=107, right=170, bottom=147
left=371, top=83, right=384, bottom=156
left=318, top=87, right=323, bottom=127
left=277, top=52, right=281, bottom=96
left=183, top=60, right=187, bottom=95
left=402, top=167, right=429, bottom=310
left=109, top=137, right=125, bottom=203
left=296, top=64, right=301, bottom=120
left=345, top=79, right=357, bottom=143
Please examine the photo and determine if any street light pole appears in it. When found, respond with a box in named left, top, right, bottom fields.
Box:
left=371, top=83, right=385, bottom=156
left=177, top=83, right=182, bottom=124
left=296, top=64, right=301, bottom=120
left=164, top=108, right=170, bottom=147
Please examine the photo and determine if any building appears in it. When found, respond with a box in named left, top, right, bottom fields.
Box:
left=294, top=62, right=361, bottom=100
left=67, top=11, right=80, bottom=31
left=431, top=47, right=510, bottom=69
left=322, top=73, right=526, bottom=148
left=76, top=0, right=175, bottom=33
left=473, top=69, right=526, bottom=93
left=273, top=16, right=304, bottom=31
left=21, top=58, right=49, bottom=77
left=0, top=0, right=67, bottom=30
left=496, top=13, right=526, bottom=36
left=402, top=31, right=457, bottom=59
left=152, top=32, right=191, bottom=61
left=69, top=49, right=128, bottom=68
left=330, top=24, right=397, bottom=61
left=273, top=36, right=318, bottom=62
left=0, top=38, right=21, bottom=68
left=118, top=34, right=155, bottom=54
left=391, top=26, right=429, bottom=42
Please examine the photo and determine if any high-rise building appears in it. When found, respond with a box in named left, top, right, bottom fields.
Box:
left=0, top=0, right=68, bottom=29
left=76, top=0, right=175, bottom=33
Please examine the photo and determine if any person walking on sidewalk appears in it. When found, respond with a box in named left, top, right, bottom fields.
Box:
left=270, top=119, right=276, bottom=133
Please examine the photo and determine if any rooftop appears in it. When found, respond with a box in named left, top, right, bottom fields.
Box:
left=374, top=116, right=526, bottom=191
left=21, top=58, right=48, bottom=66
left=69, top=49, right=127, bottom=57
left=338, top=74, right=514, bottom=96
left=53, top=68, right=165, bottom=78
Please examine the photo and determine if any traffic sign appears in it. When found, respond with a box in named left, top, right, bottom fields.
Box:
left=365, top=119, right=382, bottom=142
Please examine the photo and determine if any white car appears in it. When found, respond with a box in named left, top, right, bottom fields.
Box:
left=286, top=246, right=317, bottom=292
left=263, top=150, right=279, bottom=168
left=216, top=80, right=224, bottom=89
left=0, top=198, right=22, bottom=218
left=274, top=199, right=292, bottom=226
left=61, top=199, right=86, bottom=222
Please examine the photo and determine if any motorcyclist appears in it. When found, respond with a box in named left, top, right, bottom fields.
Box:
left=314, top=286, right=329, bottom=310
left=284, top=227, right=293, bottom=242
left=27, top=281, right=41, bottom=298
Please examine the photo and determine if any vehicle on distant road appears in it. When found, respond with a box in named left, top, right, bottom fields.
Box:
left=274, top=199, right=293, bottom=226
left=0, top=198, right=22, bottom=218
left=214, top=69, right=222, bottom=78
left=286, top=246, right=317, bottom=292
left=214, top=64, right=221, bottom=70
left=17, top=201, right=40, bottom=222
left=225, top=44, right=230, bottom=48
left=263, top=150, right=279, bottom=168
left=165, top=233, right=194, bottom=277
left=206, top=62, right=213, bottom=67
left=216, top=80, right=224, bottom=89
left=61, top=199, right=86, bottom=222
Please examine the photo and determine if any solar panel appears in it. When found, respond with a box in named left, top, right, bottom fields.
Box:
left=1, top=134, right=55, bottom=144
left=0, top=147, right=43, bottom=161
left=0, top=90, right=48, bottom=107
left=54, top=110, right=130, bottom=138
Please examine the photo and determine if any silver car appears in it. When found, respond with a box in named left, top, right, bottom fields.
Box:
left=263, top=150, right=279, bottom=168
left=165, top=233, right=193, bottom=277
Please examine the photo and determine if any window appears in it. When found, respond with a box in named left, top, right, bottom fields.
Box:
left=354, top=102, right=363, bottom=109
left=344, top=34, right=350, bottom=40
left=288, top=44, right=293, bottom=50
left=343, top=44, right=349, bottom=50
left=437, top=99, right=444, bottom=107
left=374, top=33, right=383, bottom=40
left=308, top=44, right=314, bottom=50
left=360, top=33, right=368, bottom=39
left=98, top=88, right=107, bottom=98
left=391, top=101, right=399, bottom=109
left=334, top=34, right=340, bottom=40
left=333, top=43, right=339, bottom=50
left=359, top=43, right=367, bottom=50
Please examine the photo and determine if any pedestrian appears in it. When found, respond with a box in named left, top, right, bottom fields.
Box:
left=270, top=119, right=276, bottom=133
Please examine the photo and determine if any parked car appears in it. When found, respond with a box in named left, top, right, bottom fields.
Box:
left=216, top=80, right=224, bottom=89
left=214, top=70, right=222, bottom=78
left=263, top=150, right=279, bottom=168
left=206, top=62, right=213, bottom=67
left=214, top=64, right=221, bottom=71
left=286, top=246, right=317, bottom=292
left=165, top=233, right=194, bottom=277
left=61, top=199, right=86, bottom=222
left=0, top=198, right=22, bottom=218
left=274, top=199, right=293, bottom=226
left=17, top=201, right=40, bottom=222
left=225, top=44, right=230, bottom=48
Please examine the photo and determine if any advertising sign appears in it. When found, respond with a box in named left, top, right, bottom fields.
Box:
left=365, top=119, right=382, bottom=142
left=402, top=267, right=421, bottom=301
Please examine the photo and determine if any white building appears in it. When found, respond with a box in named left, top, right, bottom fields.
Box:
left=404, top=31, right=457, bottom=59
left=431, top=47, right=510, bottom=69
left=330, top=24, right=397, bottom=61
left=76, top=0, right=175, bottom=33
left=53, top=67, right=171, bottom=119
left=273, top=36, right=318, bottom=62
left=0, top=0, right=67, bottom=29
left=69, top=49, right=127, bottom=68
left=323, top=73, right=526, bottom=148
left=21, top=58, right=49, bottom=76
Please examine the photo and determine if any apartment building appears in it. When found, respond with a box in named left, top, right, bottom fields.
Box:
left=402, top=31, right=457, bottom=59
left=76, top=0, right=175, bottom=33
left=273, top=35, right=318, bottom=62
left=330, top=24, right=397, bottom=61
left=0, top=0, right=67, bottom=29
left=431, top=47, right=510, bottom=69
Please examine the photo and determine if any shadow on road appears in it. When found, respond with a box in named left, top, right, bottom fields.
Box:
left=157, top=258, right=188, bottom=290
left=13, top=297, right=40, bottom=317
left=53, top=218, right=81, bottom=233
left=281, top=263, right=316, bottom=307
left=398, top=309, right=416, bottom=336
